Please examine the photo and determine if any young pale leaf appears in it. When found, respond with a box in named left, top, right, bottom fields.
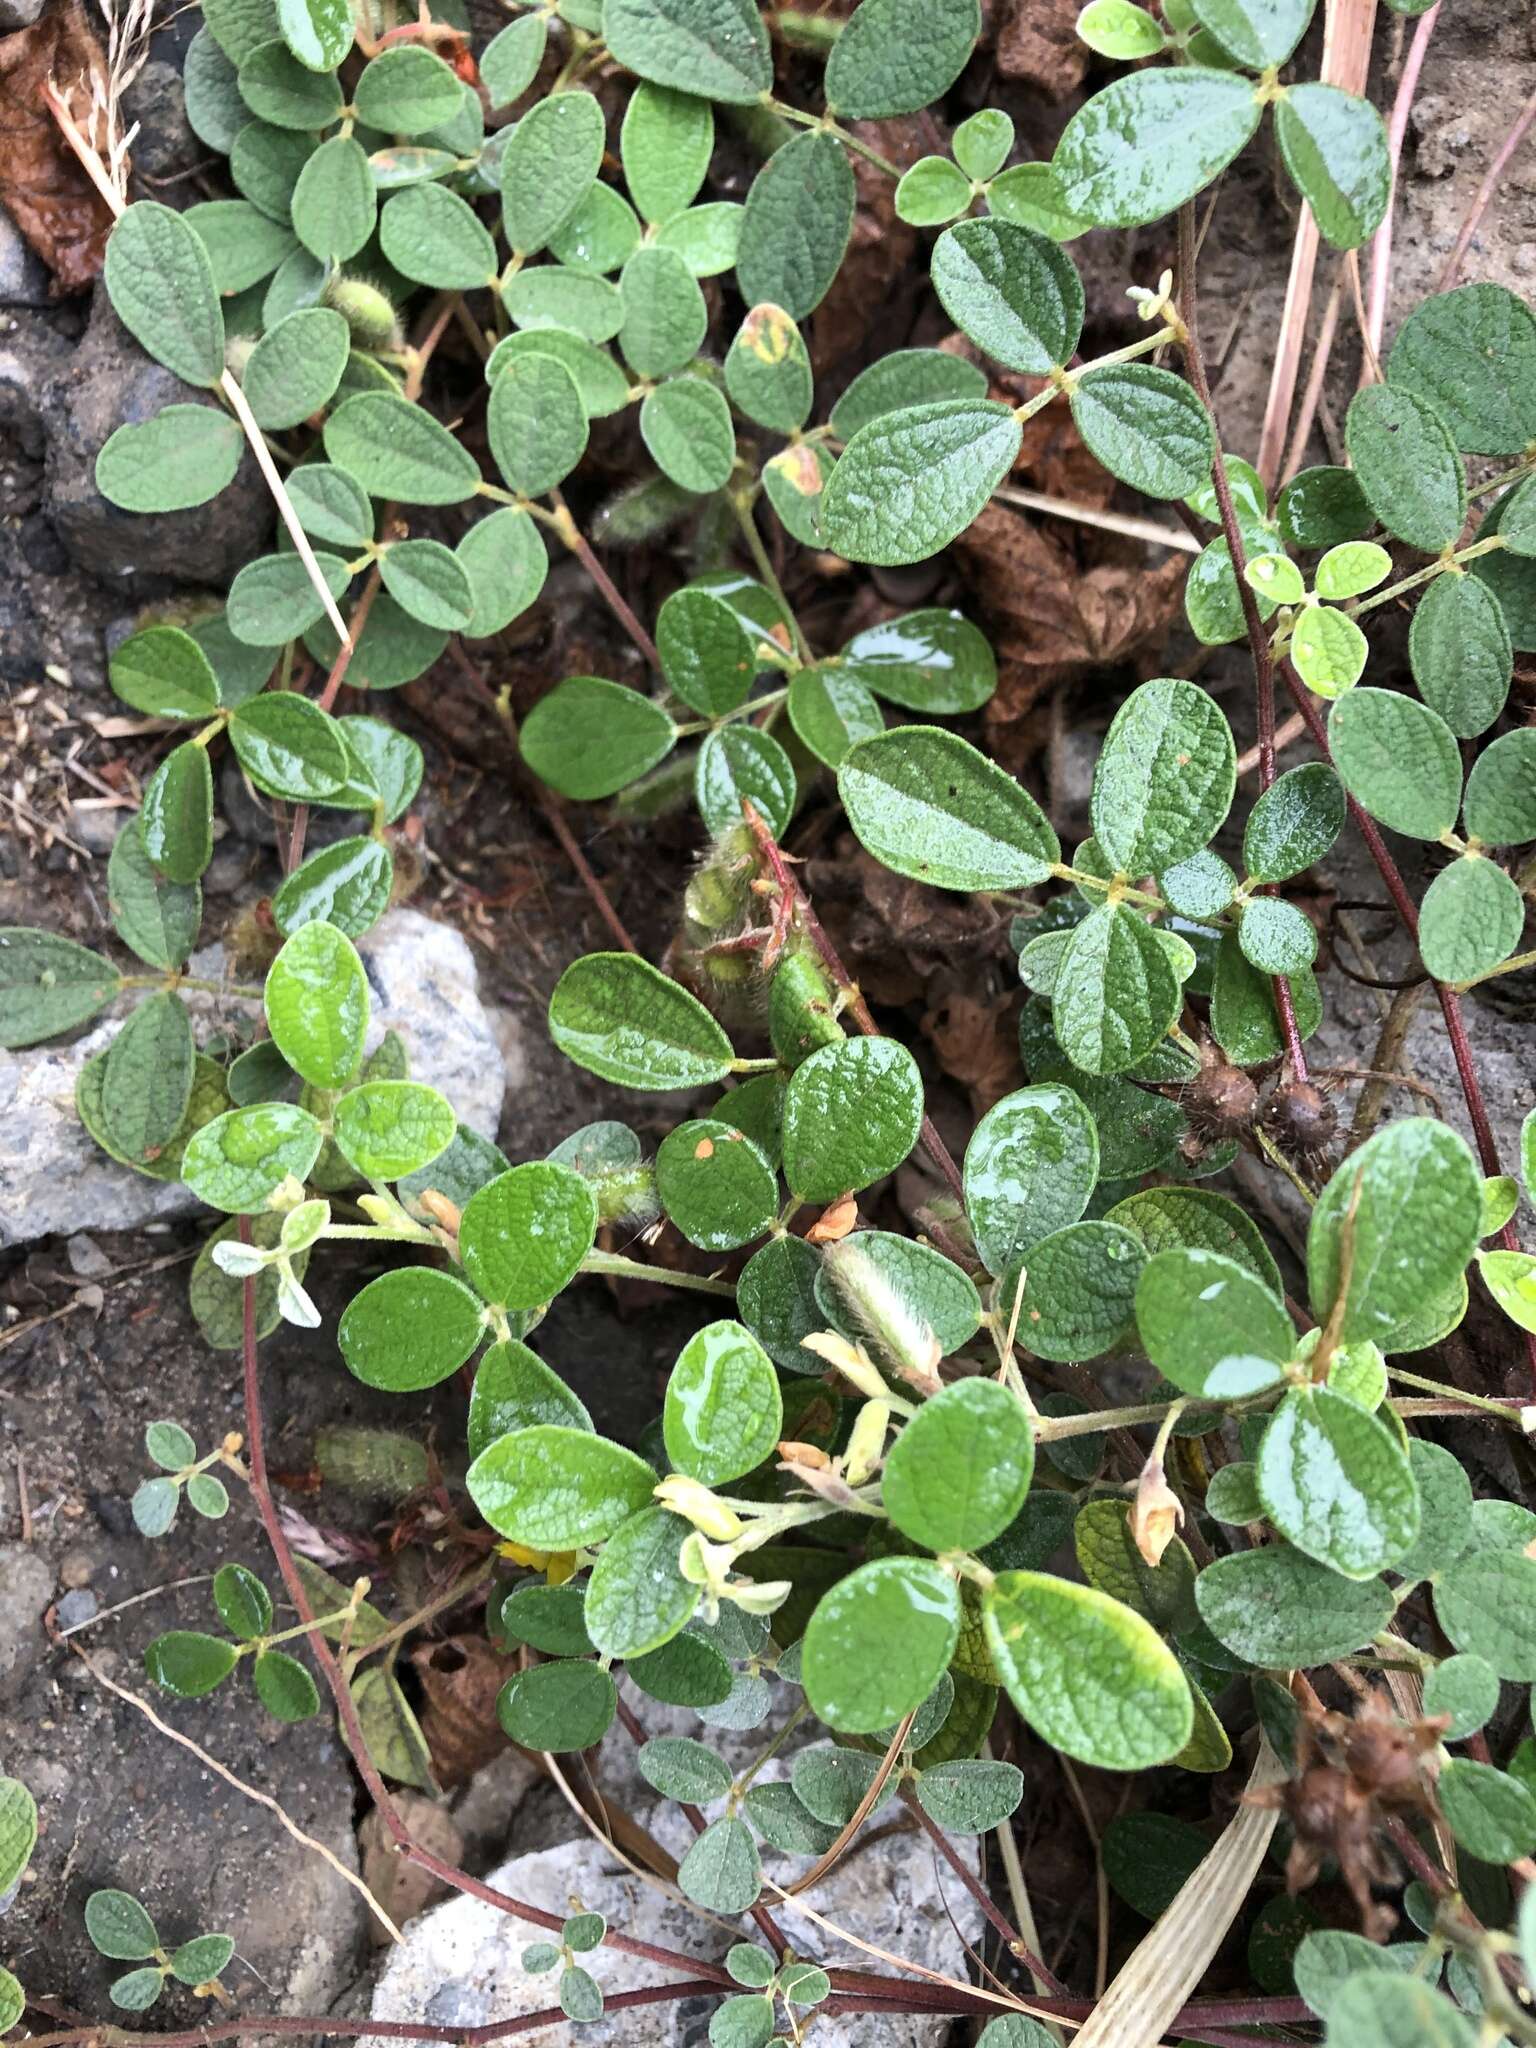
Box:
left=1257, top=1385, right=1420, bottom=1578
left=1071, top=365, right=1215, bottom=500
left=837, top=609, right=997, bottom=714
left=824, top=0, right=978, bottom=118
left=953, top=107, right=1015, bottom=181
left=106, top=202, right=225, bottom=387
left=585, top=1508, right=698, bottom=1659
left=1418, top=857, right=1524, bottom=983
left=605, top=0, right=770, bottom=103
left=987, top=161, right=1093, bottom=241
left=332, top=1081, right=454, bottom=1182
left=1408, top=570, right=1511, bottom=738
left=1274, top=82, right=1391, bottom=251
left=501, top=89, right=605, bottom=255
left=1078, top=0, right=1168, bottom=56
left=787, top=668, right=884, bottom=768
left=1327, top=687, right=1461, bottom=838
left=264, top=920, right=368, bottom=1088
left=1135, top=1247, right=1292, bottom=1398
left=882, top=1379, right=1035, bottom=1553
left=1052, top=68, right=1262, bottom=228
left=95, top=405, right=244, bottom=514
left=930, top=218, right=1083, bottom=375
left=469, top=1426, right=657, bottom=1549
left=801, top=1558, right=962, bottom=1734
left=1091, top=676, right=1236, bottom=876
left=1463, top=727, right=1536, bottom=844
left=1053, top=900, right=1181, bottom=1076
left=736, top=128, right=854, bottom=321
left=1246, top=552, right=1306, bottom=607
left=1242, top=762, right=1346, bottom=882
left=984, top=1571, right=1193, bottom=1769
left=181, top=1101, right=322, bottom=1211
left=1290, top=602, right=1369, bottom=698
left=1314, top=540, right=1392, bottom=602
left=1189, top=0, right=1313, bottom=65
left=1308, top=1118, right=1481, bottom=1347
left=838, top=726, right=1058, bottom=890
left=820, top=399, right=1022, bottom=565
left=1345, top=383, right=1466, bottom=552
left=781, top=1035, right=923, bottom=1202
left=964, top=1083, right=1098, bottom=1273
left=549, top=952, right=733, bottom=1090
left=725, top=303, right=813, bottom=434
left=895, top=156, right=972, bottom=228
left=661, top=1319, right=782, bottom=1485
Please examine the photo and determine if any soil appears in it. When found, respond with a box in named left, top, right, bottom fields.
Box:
left=3, top=0, right=1536, bottom=2030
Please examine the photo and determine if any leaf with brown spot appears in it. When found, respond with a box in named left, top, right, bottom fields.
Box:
left=0, top=2, right=115, bottom=294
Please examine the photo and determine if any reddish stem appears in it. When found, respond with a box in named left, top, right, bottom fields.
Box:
left=1364, top=4, right=1442, bottom=366
left=550, top=490, right=660, bottom=669
left=900, top=1789, right=1064, bottom=1993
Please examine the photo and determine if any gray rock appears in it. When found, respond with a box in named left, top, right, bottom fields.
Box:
left=0, top=909, right=506, bottom=1247
left=54, top=1587, right=98, bottom=1631
left=0, top=199, right=50, bottom=302
left=120, top=60, right=199, bottom=181
left=0, top=1545, right=53, bottom=1703
left=0, top=314, right=70, bottom=456
left=42, top=292, right=270, bottom=590
left=366, top=1800, right=982, bottom=2047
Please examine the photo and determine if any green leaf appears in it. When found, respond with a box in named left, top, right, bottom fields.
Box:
left=882, top=1379, right=1035, bottom=1553
left=816, top=1231, right=982, bottom=1359
left=1418, top=857, right=1523, bottom=983
left=498, top=1659, right=617, bottom=1751
left=0, top=928, right=119, bottom=1048
left=285, top=463, right=373, bottom=550
left=275, top=0, right=350, bottom=67
left=181, top=1102, right=322, bottom=1210
left=265, top=920, right=368, bottom=1088
left=1185, top=524, right=1280, bottom=646
left=169, top=1933, right=236, bottom=1986
left=487, top=347, right=589, bottom=499
left=323, top=391, right=481, bottom=504
left=106, top=202, right=225, bottom=386
left=791, top=1744, right=899, bottom=1825
left=1388, top=282, right=1536, bottom=456
left=1007, top=1220, right=1144, bottom=1360
left=1408, top=570, right=1511, bottom=738
left=1257, top=1385, right=1419, bottom=1577
left=696, top=725, right=796, bottom=839
left=628, top=1629, right=733, bottom=1708
left=821, top=399, right=1022, bottom=565
left=458, top=505, right=549, bottom=637
left=1243, top=762, right=1346, bottom=882
left=1189, top=0, right=1312, bottom=64
left=736, top=1237, right=822, bottom=1372
left=187, top=197, right=298, bottom=289
left=495, top=1582, right=593, bottom=1659
left=984, top=1571, right=1192, bottom=1768
left=726, top=303, right=812, bottom=434
left=1209, top=928, right=1321, bottom=1065
left=837, top=609, right=997, bottom=714
left=618, top=243, right=708, bottom=378
left=1439, top=1757, right=1536, bottom=1862
left=1275, top=83, right=1391, bottom=251
left=559, top=1966, right=603, bottom=2022
left=109, top=626, right=222, bottom=721
left=678, top=1816, right=761, bottom=1914
left=640, top=375, right=736, bottom=493
left=657, top=1122, right=777, bottom=1252
left=1290, top=603, right=1368, bottom=698
left=226, top=552, right=351, bottom=649
left=242, top=305, right=350, bottom=430
left=252, top=1647, right=319, bottom=1720
left=145, top=1630, right=239, bottom=1698
left=86, top=1889, right=160, bottom=1959
left=549, top=952, right=734, bottom=1090
left=725, top=1942, right=777, bottom=1989
left=621, top=81, right=713, bottom=222
left=338, top=1267, right=486, bottom=1391
left=520, top=677, right=675, bottom=801
left=741, top=1779, right=839, bottom=1855
left=930, top=218, right=1082, bottom=375
left=1196, top=1544, right=1394, bottom=1665
left=469, top=1341, right=590, bottom=1461
left=1345, top=384, right=1466, bottom=553
left=1238, top=896, right=1317, bottom=975
left=185, top=23, right=247, bottom=151
left=1053, top=900, right=1181, bottom=1077
left=963, top=1083, right=1097, bottom=1274
left=107, top=1969, right=164, bottom=2013
left=1315, top=540, right=1391, bottom=602
left=1308, top=1117, right=1480, bottom=1346
left=824, top=0, right=978, bottom=118
left=272, top=836, right=393, bottom=941
left=376, top=538, right=475, bottom=632
left=0, top=1780, right=37, bottom=1897
left=238, top=40, right=343, bottom=127
left=986, top=161, right=1092, bottom=241
left=953, top=108, right=1014, bottom=181
left=1327, top=687, right=1462, bottom=838
left=203, top=0, right=280, bottom=63
left=187, top=1470, right=230, bottom=1520
left=1481, top=1248, right=1536, bottom=1335
left=1109, top=1182, right=1283, bottom=1294
left=829, top=349, right=989, bottom=441
left=1103, top=1813, right=1207, bottom=1919
left=353, top=44, right=462, bottom=133
left=787, top=668, right=884, bottom=768
left=95, top=404, right=244, bottom=514
left=1422, top=1652, right=1499, bottom=1740
left=1135, top=1246, right=1292, bottom=1398
left=1077, top=0, right=1168, bottom=56
left=914, top=1758, right=1023, bottom=1834
left=839, top=726, right=1057, bottom=889
left=459, top=1162, right=597, bottom=1312
left=1052, top=68, right=1261, bottom=228
left=480, top=12, right=547, bottom=106
left=468, top=1425, right=657, bottom=1548
left=1071, top=365, right=1215, bottom=500
left=1092, top=676, right=1236, bottom=876
left=801, top=1557, right=962, bottom=1735
left=286, top=135, right=373, bottom=263
left=500, top=89, right=604, bottom=255
left=214, top=1560, right=273, bottom=1639
left=1464, top=727, right=1536, bottom=843
left=1277, top=463, right=1372, bottom=548
left=332, top=1080, right=455, bottom=1181
left=781, top=1036, right=923, bottom=1202
left=736, top=129, right=854, bottom=322
left=895, top=156, right=972, bottom=228
left=503, top=266, right=624, bottom=341
left=655, top=588, right=756, bottom=718
left=230, top=693, right=349, bottom=801
left=1435, top=1549, right=1536, bottom=1678
left=99, top=991, right=194, bottom=1167
left=378, top=181, right=497, bottom=290
left=604, top=0, right=771, bottom=103
left=584, top=1507, right=698, bottom=1660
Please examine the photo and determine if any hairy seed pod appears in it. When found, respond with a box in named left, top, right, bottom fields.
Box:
left=820, top=1238, right=942, bottom=1395
left=324, top=274, right=400, bottom=351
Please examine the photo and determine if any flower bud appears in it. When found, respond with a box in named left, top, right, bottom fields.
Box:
left=1130, top=1457, right=1184, bottom=1568
left=842, top=1400, right=890, bottom=1488
left=653, top=1473, right=743, bottom=1542
left=799, top=1329, right=891, bottom=1403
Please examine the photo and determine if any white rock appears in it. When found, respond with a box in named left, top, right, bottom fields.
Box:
left=365, top=1796, right=982, bottom=2047
left=0, top=910, right=505, bottom=1248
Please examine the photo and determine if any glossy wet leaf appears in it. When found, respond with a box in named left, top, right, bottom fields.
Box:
left=662, top=1319, right=782, bottom=1486
left=1078, top=0, right=1167, bottom=55
left=468, top=1341, right=590, bottom=1461
left=1071, top=365, right=1215, bottom=500
left=962, top=1083, right=1097, bottom=1275
left=1052, top=68, right=1261, bottom=228
left=95, top=404, right=244, bottom=514
left=1007, top=1220, right=1144, bottom=1361
left=1388, top=281, right=1536, bottom=455
left=1190, top=0, right=1313, bottom=65
left=145, top=1630, right=239, bottom=1698
left=323, top=392, right=482, bottom=504
left=271, top=837, right=392, bottom=941
left=1345, top=383, right=1466, bottom=553
left=109, top=626, right=221, bottom=722
left=737, top=1237, right=823, bottom=1371
left=1327, top=688, right=1462, bottom=838
left=1208, top=929, right=1322, bottom=1065
left=736, top=128, right=854, bottom=321
left=584, top=1507, right=698, bottom=1660
left=467, top=1425, right=657, bottom=1548
left=786, top=668, right=884, bottom=768
left=1418, top=857, right=1524, bottom=983
left=820, top=399, right=1022, bottom=565
left=801, top=1557, right=962, bottom=1734
left=604, top=0, right=772, bottom=104
left=1194, top=1544, right=1395, bottom=1665
left=106, top=202, right=225, bottom=386
left=498, top=1659, right=616, bottom=1751
left=1408, top=570, right=1511, bottom=737
left=657, top=1122, right=778, bottom=1251
left=930, top=217, right=1083, bottom=375
left=984, top=1571, right=1192, bottom=1768
left=181, top=1102, right=323, bottom=1211
left=781, top=1035, right=923, bottom=1202
left=631, top=1630, right=734, bottom=1708
left=264, top=921, right=368, bottom=1088
left=839, top=726, right=1057, bottom=890
left=1135, top=1246, right=1292, bottom=1398
left=882, top=1379, right=1035, bottom=1553
left=837, top=608, right=996, bottom=715
left=1243, top=762, right=1346, bottom=882
left=458, top=1162, right=597, bottom=1313
left=824, top=0, right=979, bottom=119
left=1053, top=900, right=1181, bottom=1077
left=549, top=952, right=734, bottom=1091
left=1291, top=603, right=1368, bottom=698
left=252, top=1648, right=319, bottom=1721
left=1257, top=1385, right=1420, bottom=1578
left=1092, top=676, right=1236, bottom=877
left=696, top=725, right=796, bottom=840
left=1238, top=896, right=1317, bottom=975
left=0, top=928, right=119, bottom=1048
left=1275, top=82, right=1391, bottom=251
left=1463, top=727, right=1536, bottom=843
